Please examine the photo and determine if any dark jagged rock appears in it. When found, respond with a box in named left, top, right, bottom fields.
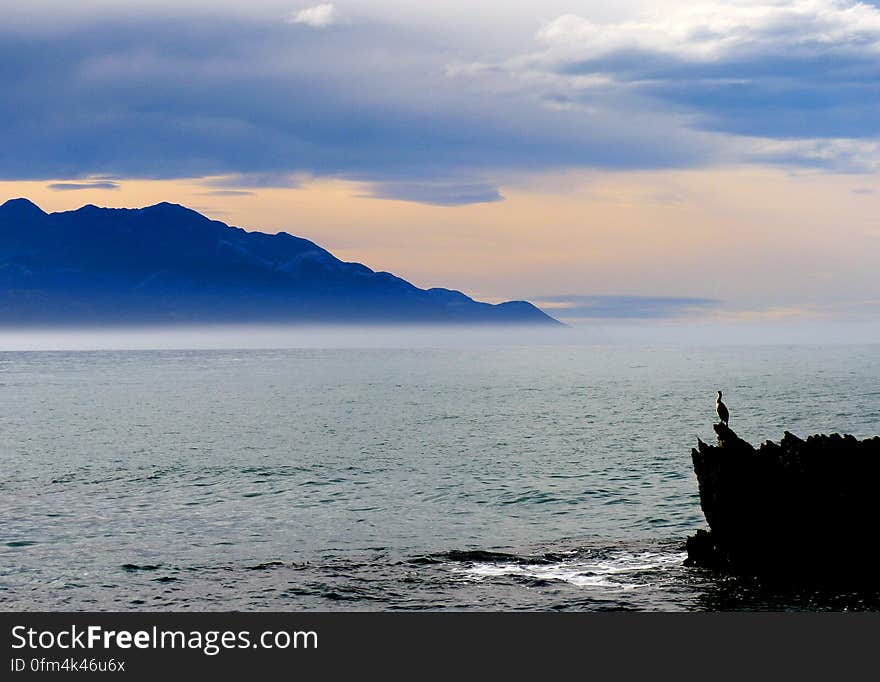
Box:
left=686, top=423, right=880, bottom=585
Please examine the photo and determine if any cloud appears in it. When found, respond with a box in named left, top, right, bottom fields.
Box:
left=0, top=14, right=707, bottom=196
left=536, top=3, right=880, bottom=61
left=362, top=181, right=503, bottom=206
left=742, top=137, right=880, bottom=173
left=534, top=295, right=720, bottom=320
left=286, top=4, right=338, bottom=28
left=525, top=1, right=880, bottom=145
left=47, top=180, right=120, bottom=191
left=197, top=189, right=256, bottom=197
left=202, top=173, right=303, bottom=189
left=2, top=3, right=879, bottom=199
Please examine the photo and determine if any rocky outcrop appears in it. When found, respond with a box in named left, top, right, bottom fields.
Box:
left=686, top=423, right=880, bottom=584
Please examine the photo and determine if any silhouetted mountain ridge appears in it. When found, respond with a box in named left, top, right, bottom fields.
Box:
left=0, top=198, right=558, bottom=325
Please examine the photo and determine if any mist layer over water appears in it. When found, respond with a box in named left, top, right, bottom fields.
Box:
left=1, top=343, right=878, bottom=610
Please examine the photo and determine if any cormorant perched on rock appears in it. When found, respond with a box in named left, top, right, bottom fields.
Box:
left=716, top=390, right=729, bottom=426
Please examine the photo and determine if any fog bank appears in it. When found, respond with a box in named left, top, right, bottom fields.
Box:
left=0, top=319, right=878, bottom=351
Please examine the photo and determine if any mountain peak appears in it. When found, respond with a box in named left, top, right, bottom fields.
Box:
left=144, top=201, right=188, bottom=211
left=0, top=197, right=47, bottom=220
left=138, top=201, right=213, bottom=225
left=0, top=197, right=560, bottom=326
left=142, top=201, right=202, bottom=215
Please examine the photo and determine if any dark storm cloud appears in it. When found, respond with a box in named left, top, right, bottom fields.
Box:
left=0, top=14, right=709, bottom=201
left=557, top=51, right=880, bottom=140
left=4, top=2, right=878, bottom=201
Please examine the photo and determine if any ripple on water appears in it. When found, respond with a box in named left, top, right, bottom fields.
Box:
left=3, top=345, right=879, bottom=611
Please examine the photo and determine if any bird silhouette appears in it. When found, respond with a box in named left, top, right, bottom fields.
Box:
left=716, top=390, right=729, bottom=426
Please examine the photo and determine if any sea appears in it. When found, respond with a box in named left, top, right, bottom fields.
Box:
left=1, top=338, right=879, bottom=611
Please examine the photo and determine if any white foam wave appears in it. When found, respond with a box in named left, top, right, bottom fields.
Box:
left=456, top=551, right=685, bottom=590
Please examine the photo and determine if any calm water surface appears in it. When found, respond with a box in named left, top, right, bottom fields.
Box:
left=1, top=345, right=878, bottom=610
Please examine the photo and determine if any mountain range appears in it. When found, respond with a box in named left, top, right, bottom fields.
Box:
left=0, top=198, right=558, bottom=325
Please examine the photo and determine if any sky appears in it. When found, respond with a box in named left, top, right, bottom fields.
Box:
left=1, top=1, right=879, bottom=326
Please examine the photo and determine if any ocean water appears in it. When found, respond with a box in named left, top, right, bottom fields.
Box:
left=1, top=344, right=879, bottom=611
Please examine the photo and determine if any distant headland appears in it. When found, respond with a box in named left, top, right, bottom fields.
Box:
left=0, top=198, right=559, bottom=326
